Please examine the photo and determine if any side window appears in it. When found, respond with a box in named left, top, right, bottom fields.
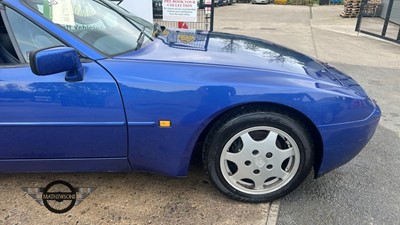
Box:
left=5, top=7, right=64, bottom=62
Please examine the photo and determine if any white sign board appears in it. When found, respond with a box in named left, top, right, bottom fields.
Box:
left=162, top=0, right=198, bottom=22
left=51, top=0, right=75, bottom=26
left=118, top=0, right=153, bottom=22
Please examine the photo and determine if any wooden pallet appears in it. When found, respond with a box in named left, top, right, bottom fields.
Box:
left=340, top=12, right=359, bottom=18
left=341, top=0, right=382, bottom=18
left=344, top=6, right=361, bottom=9
left=342, top=10, right=360, bottom=14
left=345, top=3, right=361, bottom=5
left=341, top=0, right=362, bottom=18
left=362, top=2, right=381, bottom=16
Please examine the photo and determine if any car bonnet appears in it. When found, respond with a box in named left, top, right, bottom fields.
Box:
left=115, top=29, right=365, bottom=96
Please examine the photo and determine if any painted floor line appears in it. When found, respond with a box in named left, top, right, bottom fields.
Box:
left=259, top=203, right=271, bottom=225
left=266, top=200, right=281, bottom=225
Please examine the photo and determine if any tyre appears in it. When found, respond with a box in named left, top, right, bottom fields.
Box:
left=204, top=109, right=314, bottom=202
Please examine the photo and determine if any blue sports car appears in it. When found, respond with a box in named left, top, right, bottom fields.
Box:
left=0, top=0, right=380, bottom=202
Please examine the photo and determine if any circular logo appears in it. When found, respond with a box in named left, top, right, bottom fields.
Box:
left=255, top=158, right=266, bottom=168
left=42, top=180, right=76, bottom=214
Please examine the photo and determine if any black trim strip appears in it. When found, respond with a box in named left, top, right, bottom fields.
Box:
left=397, top=27, right=400, bottom=41
left=382, top=0, right=395, bottom=37
left=360, top=29, right=400, bottom=43
left=0, top=7, right=24, bottom=62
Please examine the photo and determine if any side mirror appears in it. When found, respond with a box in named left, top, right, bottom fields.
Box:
left=29, top=47, right=84, bottom=82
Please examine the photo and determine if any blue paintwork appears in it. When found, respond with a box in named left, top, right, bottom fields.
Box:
left=100, top=32, right=379, bottom=176
left=317, top=107, right=380, bottom=175
left=0, top=61, right=127, bottom=159
left=0, top=0, right=380, bottom=178
left=0, top=158, right=131, bottom=173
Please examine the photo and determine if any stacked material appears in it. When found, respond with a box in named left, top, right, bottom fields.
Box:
left=340, top=0, right=382, bottom=18
left=340, top=0, right=361, bottom=18
left=362, top=0, right=382, bottom=17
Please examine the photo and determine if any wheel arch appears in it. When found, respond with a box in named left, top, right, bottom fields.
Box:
left=190, top=102, right=323, bottom=177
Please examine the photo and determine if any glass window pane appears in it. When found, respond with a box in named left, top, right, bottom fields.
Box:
left=6, top=7, right=64, bottom=62
left=23, top=0, right=153, bottom=56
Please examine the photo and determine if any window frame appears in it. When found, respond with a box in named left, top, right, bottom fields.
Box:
left=0, top=6, right=26, bottom=64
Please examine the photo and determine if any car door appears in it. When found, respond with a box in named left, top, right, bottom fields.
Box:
left=0, top=7, right=128, bottom=170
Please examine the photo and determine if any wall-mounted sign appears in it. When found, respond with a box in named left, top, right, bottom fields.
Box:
left=205, top=0, right=211, bottom=14
left=118, top=0, right=153, bottom=22
left=162, top=0, right=198, bottom=22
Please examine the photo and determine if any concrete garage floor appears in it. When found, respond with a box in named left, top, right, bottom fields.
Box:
left=1, top=4, right=399, bottom=225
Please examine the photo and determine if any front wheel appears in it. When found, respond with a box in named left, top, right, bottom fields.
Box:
left=204, top=110, right=314, bottom=202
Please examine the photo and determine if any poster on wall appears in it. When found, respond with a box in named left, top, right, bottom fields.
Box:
left=162, top=0, right=198, bottom=22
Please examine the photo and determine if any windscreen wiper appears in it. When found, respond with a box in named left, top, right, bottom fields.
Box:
left=109, top=0, right=124, bottom=5
left=135, top=26, right=146, bottom=50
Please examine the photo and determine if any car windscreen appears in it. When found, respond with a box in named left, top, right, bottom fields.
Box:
left=23, top=0, right=153, bottom=56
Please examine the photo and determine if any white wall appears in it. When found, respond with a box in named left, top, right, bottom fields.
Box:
left=118, top=0, right=153, bottom=22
